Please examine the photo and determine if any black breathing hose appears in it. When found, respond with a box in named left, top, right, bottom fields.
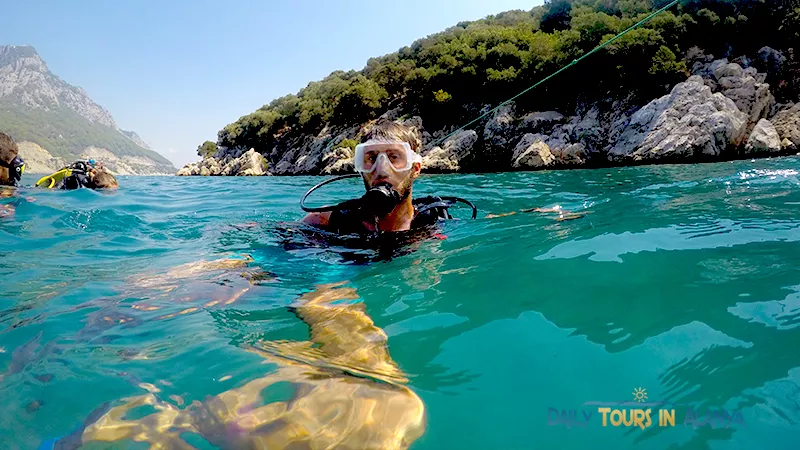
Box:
left=299, top=173, right=478, bottom=218
left=299, top=174, right=362, bottom=213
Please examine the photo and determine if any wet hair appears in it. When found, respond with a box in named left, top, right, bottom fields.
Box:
left=0, top=132, right=19, bottom=164
left=361, top=119, right=422, bottom=152
left=91, top=169, right=118, bottom=189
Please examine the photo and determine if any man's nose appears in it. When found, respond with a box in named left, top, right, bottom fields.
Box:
left=374, top=154, right=392, bottom=175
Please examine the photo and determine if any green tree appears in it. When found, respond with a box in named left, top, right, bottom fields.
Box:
left=197, top=140, right=218, bottom=158
left=540, top=0, right=572, bottom=33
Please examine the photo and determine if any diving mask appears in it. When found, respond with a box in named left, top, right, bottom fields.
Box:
left=354, top=141, right=422, bottom=174
left=1, top=155, right=25, bottom=185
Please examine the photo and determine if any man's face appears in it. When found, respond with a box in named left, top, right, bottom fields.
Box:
left=358, top=142, right=421, bottom=198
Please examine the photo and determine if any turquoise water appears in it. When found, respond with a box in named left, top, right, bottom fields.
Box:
left=3, top=158, right=800, bottom=449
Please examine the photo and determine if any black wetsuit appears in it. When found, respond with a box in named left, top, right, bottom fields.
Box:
left=326, top=195, right=454, bottom=236
left=54, top=162, right=93, bottom=190
left=278, top=196, right=455, bottom=264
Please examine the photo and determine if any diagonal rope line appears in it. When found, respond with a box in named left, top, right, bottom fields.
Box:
left=431, top=0, right=683, bottom=147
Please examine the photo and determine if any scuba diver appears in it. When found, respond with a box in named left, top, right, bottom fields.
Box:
left=35, top=159, right=118, bottom=190
left=301, top=119, right=476, bottom=235
left=0, top=132, right=25, bottom=188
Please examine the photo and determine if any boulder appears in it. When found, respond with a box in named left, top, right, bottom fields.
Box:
left=175, top=148, right=268, bottom=176
left=608, top=76, right=748, bottom=162
left=572, top=106, right=603, bottom=153
left=745, top=119, right=782, bottom=153
left=512, top=133, right=555, bottom=169
left=714, top=62, right=744, bottom=80
left=755, top=47, right=787, bottom=78
left=320, top=146, right=354, bottom=175
left=772, top=103, right=800, bottom=149
left=715, top=63, right=775, bottom=130
left=552, top=143, right=588, bottom=165
left=483, top=102, right=517, bottom=165
left=239, top=149, right=268, bottom=176
left=421, top=130, right=477, bottom=172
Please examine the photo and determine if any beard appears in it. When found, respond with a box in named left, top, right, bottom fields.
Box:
left=394, top=173, right=414, bottom=200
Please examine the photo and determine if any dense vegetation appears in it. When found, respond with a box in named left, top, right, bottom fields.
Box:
left=0, top=101, right=174, bottom=166
left=210, top=0, right=799, bottom=157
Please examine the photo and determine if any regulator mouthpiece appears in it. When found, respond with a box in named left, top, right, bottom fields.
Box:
left=361, top=184, right=402, bottom=216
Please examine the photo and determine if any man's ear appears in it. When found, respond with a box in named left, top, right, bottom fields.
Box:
left=411, top=161, right=422, bottom=179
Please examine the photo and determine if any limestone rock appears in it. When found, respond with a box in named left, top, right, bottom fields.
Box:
left=512, top=133, right=555, bottom=169
left=756, top=47, right=787, bottom=78
left=321, top=146, right=354, bottom=175
left=483, top=102, right=517, bottom=165
left=745, top=119, right=782, bottom=153
left=772, top=104, right=800, bottom=149
left=608, top=76, right=747, bottom=162
left=552, top=142, right=587, bottom=165
left=520, top=111, right=566, bottom=134
left=715, top=63, right=775, bottom=129
left=714, top=62, right=744, bottom=80
left=421, top=130, right=477, bottom=172
left=176, top=148, right=268, bottom=176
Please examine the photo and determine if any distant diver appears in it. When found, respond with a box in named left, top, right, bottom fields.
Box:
left=299, top=119, right=476, bottom=236
left=36, top=160, right=119, bottom=190
left=0, top=132, right=25, bottom=188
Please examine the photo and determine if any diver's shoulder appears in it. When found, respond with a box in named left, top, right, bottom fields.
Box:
left=301, top=211, right=333, bottom=228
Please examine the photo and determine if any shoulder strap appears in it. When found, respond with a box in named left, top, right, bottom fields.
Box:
left=412, top=196, right=453, bottom=227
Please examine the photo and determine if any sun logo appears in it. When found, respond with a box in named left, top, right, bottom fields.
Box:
left=632, top=387, right=648, bottom=403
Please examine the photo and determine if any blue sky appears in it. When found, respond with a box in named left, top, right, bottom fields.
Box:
left=1, top=0, right=543, bottom=167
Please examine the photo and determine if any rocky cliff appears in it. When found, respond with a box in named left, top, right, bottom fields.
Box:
left=179, top=48, right=798, bottom=177
left=0, top=45, right=176, bottom=175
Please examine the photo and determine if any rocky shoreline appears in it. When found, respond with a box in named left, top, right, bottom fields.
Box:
left=177, top=48, right=799, bottom=177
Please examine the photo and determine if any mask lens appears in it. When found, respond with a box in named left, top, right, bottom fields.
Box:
left=386, top=148, right=408, bottom=169
left=360, top=149, right=378, bottom=172
left=355, top=142, right=414, bottom=173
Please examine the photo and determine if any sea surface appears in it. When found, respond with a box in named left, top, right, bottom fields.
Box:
left=3, top=158, right=800, bottom=449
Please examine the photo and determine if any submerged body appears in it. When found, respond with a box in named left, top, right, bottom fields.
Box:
left=51, top=282, right=426, bottom=450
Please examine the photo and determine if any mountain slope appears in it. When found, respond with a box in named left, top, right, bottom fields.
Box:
left=0, top=45, right=175, bottom=174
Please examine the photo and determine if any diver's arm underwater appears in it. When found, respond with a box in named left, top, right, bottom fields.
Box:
left=47, top=281, right=425, bottom=450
